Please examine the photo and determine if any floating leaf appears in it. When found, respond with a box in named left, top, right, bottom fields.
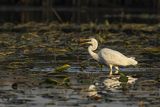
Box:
left=119, top=73, right=128, bottom=83
left=43, top=78, right=59, bottom=85
left=61, top=77, right=70, bottom=87
left=63, top=77, right=70, bottom=83
left=144, top=47, right=160, bottom=53
left=7, top=62, right=27, bottom=69
left=53, top=64, right=70, bottom=73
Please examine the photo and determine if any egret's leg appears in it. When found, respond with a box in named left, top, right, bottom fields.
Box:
left=109, top=64, right=113, bottom=76
left=115, top=66, right=119, bottom=74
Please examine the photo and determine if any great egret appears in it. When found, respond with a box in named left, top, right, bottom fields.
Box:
left=82, top=38, right=138, bottom=76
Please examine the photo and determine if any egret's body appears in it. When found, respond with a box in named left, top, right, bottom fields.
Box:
left=86, top=38, right=138, bottom=76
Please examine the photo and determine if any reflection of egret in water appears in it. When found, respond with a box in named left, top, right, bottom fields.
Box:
left=87, top=85, right=102, bottom=100
left=81, top=38, right=138, bottom=76
left=103, top=75, right=137, bottom=90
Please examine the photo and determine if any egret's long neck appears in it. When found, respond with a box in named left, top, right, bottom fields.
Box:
left=88, top=43, right=99, bottom=61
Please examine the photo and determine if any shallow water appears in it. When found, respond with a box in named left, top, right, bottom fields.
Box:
left=0, top=22, right=160, bottom=107
left=0, top=71, right=159, bottom=107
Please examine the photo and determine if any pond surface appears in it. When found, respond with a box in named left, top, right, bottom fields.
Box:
left=0, top=22, right=159, bottom=107
left=0, top=71, right=159, bottom=107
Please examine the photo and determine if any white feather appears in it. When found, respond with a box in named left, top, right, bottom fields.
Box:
left=87, top=38, right=138, bottom=75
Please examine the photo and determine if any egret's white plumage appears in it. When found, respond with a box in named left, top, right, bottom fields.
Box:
left=86, top=38, right=138, bottom=76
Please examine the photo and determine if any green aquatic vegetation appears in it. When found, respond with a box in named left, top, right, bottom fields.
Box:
left=54, top=64, right=70, bottom=73
left=104, top=20, right=110, bottom=27
left=142, top=47, right=160, bottom=56
left=144, top=47, right=160, bottom=53
left=118, top=73, right=129, bottom=91
left=7, top=62, right=26, bottom=69
left=67, top=44, right=79, bottom=52
left=48, top=22, right=59, bottom=29
left=0, top=41, right=11, bottom=48
left=0, top=51, right=14, bottom=56
left=41, top=77, right=70, bottom=87
left=43, top=78, right=59, bottom=85
left=0, top=33, right=17, bottom=47
left=41, top=64, right=71, bottom=87
left=63, top=77, right=70, bottom=83
left=124, top=41, right=131, bottom=46
left=61, top=77, right=70, bottom=87
left=46, top=47, right=68, bottom=54
left=96, top=33, right=106, bottom=44
left=80, top=22, right=97, bottom=32
left=121, top=23, right=147, bottom=31
left=119, top=73, right=128, bottom=83
left=14, top=22, right=40, bottom=32
left=19, top=33, right=42, bottom=46
left=80, top=24, right=90, bottom=32
left=21, top=32, right=39, bottom=40
left=7, top=60, right=33, bottom=69
left=0, top=22, right=159, bottom=107
left=89, top=22, right=96, bottom=28
left=48, top=64, right=70, bottom=74
left=0, top=23, right=15, bottom=31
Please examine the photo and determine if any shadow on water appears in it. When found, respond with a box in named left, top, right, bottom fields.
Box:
left=0, top=22, right=160, bottom=107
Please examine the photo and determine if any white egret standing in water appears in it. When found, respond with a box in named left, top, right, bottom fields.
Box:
left=82, top=38, right=138, bottom=76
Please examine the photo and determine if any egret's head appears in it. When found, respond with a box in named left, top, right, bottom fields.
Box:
left=129, top=57, right=138, bottom=65
left=80, top=38, right=98, bottom=50
left=88, top=38, right=98, bottom=45
left=80, top=38, right=98, bottom=45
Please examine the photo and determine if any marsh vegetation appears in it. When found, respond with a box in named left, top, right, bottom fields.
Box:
left=0, top=22, right=159, bottom=107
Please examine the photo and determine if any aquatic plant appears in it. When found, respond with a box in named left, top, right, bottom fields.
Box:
left=43, top=78, right=59, bottom=85
left=53, top=64, right=71, bottom=73
left=119, top=73, right=128, bottom=83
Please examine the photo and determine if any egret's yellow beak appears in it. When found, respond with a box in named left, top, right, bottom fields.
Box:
left=79, top=38, right=91, bottom=45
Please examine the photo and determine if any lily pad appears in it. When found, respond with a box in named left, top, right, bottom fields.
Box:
left=119, top=73, right=128, bottom=83
left=63, top=77, right=70, bottom=83
left=43, top=78, right=59, bottom=85
left=61, top=77, right=71, bottom=87
left=53, top=64, right=71, bottom=73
